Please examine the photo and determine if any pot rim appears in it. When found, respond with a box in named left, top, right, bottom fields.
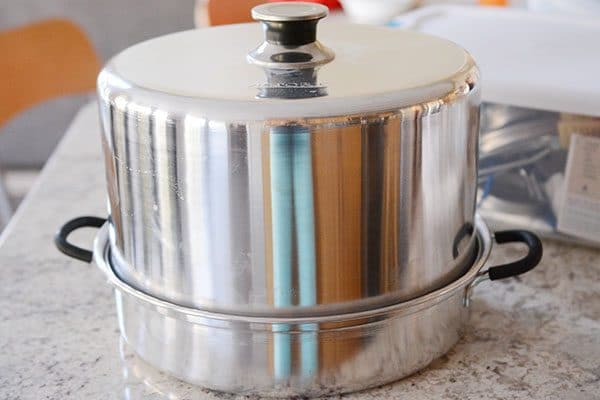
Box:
left=93, top=214, right=493, bottom=326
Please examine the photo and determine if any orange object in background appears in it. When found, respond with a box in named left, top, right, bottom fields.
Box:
left=479, top=0, right=508, bottom=5
left=205, top=0, right=341, bottom=26
left=207, top=0, right=265, bottom=26
left=269, top=0, right=342, bottom=10
left=0, top=19, right=100, bottom=128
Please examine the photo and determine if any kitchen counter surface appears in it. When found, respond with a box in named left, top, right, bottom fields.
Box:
left=1, top=102, right=599, bottom=400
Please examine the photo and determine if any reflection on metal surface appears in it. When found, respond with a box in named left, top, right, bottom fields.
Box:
left=99, top=79, right=480, bottom=317
left=118, top=337, right=194, bottom=400
left=97, top=216, right=493, bottom=397
left=256, top=67, right=328, bottom=99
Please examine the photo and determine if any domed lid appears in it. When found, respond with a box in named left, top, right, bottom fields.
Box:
left=98, top=2, right=477, bottom=120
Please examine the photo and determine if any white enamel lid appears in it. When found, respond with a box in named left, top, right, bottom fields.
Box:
left=98, top=5, right=476, bottom=120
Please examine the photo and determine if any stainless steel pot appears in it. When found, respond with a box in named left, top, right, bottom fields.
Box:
left=55, top=5, right=544, bottom=396
left=94, top=3, right=481, bottom=315
left=55, top=214, right=542, bottom=397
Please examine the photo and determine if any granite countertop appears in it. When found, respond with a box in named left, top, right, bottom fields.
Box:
left=1, top=102, right=599, bottom=400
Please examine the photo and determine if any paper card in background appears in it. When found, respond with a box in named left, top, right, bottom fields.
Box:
left=557, top=133, right=600, bottom=243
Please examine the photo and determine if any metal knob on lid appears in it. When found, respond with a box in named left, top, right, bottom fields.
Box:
left=252, top=2, right=327, bottom=46
left=252, top=2, right=328, bottom=21
left=247, top=2, right=335, bottom=70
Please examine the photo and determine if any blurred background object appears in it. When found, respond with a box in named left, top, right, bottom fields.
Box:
left=478, top=0, right=508, bottom=6
left=201, top=0, right=263, bottom=26
left=195, top=0, right=342, bottom=27
left=340, top=0, right=417, bottom=24
left=0, top=18, right=100, bottom=226
left=0, top=18, right=100, bottom=156
left=0, top=0, right=193, bottom=225
left=527, top=0, right=600, bottom=15
left=397, top=5, right=600, bottom=247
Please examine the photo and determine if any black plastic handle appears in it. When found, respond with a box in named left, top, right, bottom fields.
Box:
left=488, top=230, right=543, bottom=281
left=55, top=216, right=106, bottom=263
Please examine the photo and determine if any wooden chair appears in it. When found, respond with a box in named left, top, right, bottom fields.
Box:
left=0, top=18, right=100, bottom=227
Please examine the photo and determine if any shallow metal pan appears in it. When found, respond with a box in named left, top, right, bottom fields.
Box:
left=56, top=214, right=541, bottom=397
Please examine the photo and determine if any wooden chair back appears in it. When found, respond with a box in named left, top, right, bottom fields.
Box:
left=0, top=19, right=100, bottom=127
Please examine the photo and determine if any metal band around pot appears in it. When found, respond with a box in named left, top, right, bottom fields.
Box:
left=91, top=214, right=492, bottom=328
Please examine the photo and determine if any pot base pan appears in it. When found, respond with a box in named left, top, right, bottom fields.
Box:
left=93, top=216, right=493, bottom=397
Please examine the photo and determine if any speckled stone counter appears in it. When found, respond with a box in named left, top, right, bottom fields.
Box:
left=1, top=103, right=599, bottom=400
